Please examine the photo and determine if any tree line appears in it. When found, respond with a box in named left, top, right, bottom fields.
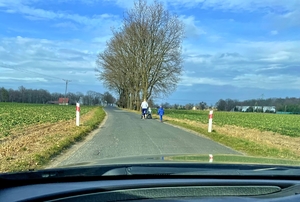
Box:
left=153, top=98, right=300, bottom=113
left=95, top=0, right=184, bottom=111
left=0, top=86, right=115, bottom=106
left=3, top=85, right=298, bottom=113
left=158, top=101, right=210, bottom=110
left=215, top=98, right=300, bottom=113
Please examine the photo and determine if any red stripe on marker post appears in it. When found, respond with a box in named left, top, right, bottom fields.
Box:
left=76, top=103, right=80, bottom=126
left=208, top=110, right=213, bottom=133
left=209, top=154, right=213, bottom=163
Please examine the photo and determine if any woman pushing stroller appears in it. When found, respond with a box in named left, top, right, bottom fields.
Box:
left=141, top=99, right=149, bottom=119
left=140, top=99, right=153, bottom=119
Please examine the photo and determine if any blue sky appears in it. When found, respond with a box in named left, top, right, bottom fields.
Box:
left=0, top=0, right=300, bottom=105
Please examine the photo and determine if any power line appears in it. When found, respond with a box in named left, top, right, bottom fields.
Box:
left=0, top=62, right=64, bottom=81
left=153, top=98, right=218, bottom=102
left=63, top=79, right=72, bottom=104
left=0, top=62, right=74, bottom=99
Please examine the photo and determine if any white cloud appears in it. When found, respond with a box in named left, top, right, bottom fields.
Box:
left=60, top=0, right=300, bottom=14
left=255, top=64, right=286, bottom=72
left=185, top=56, right=209, bottom=64
left=265, top=10, right=300, bottom=29
left=270, top=30, right=278, bottom=35
left=1, top=0, right=299, bottom=95
left=259, top=51, right=291, bottom=62
left=180, top=37, right=300, bottom=90
left=0, top=1, right=120, bottom=28
left=0, top=76, right=48, bottom=82
left=224, top=40, right=300, bottom=65
left=170, top=0, right=300, bottom=30
left=0, top=36, right=102, bottom=84
left=92, top=36, right=112, bottom=44
left=179, top=75, right=227, bottom=86
left=180, top=15, right=206, bottom=38
left=166, top=0, right=300, bottom=12
left=53, top=22, right=78, bottom=30
left=182, top=42, right=216, bottom=57
left=179, top=72, right=300, bottom=91
left=207, top=35, right=223, bottom=42
left=0, top=46, right=6, bottom=52
left=104, top=0, right=164, bottom=9
left=232, top=74, right=300, bottom=90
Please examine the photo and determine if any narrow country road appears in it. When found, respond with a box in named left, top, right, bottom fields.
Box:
left=55, top=106, right=239, bottom=167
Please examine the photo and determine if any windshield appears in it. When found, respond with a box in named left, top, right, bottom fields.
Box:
left=1, top=0, right=300, bottom=175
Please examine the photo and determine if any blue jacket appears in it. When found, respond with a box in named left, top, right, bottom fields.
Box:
left=158, top=107, right=164, bottom=116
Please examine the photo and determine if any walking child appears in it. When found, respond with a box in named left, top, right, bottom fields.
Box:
left=157, top=106, right=164, bottom=122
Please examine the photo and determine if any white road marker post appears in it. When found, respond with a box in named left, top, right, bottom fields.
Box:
left=76, top=102, right=80, bottom=126
left=208, top=110, right=213, bottom=132
left=209, top=154, right=213, bottom=163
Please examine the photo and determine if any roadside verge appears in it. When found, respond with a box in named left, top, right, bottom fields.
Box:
left=1, top=107, right=106, bottom=173
left=120, top=108, right=299, bottom=161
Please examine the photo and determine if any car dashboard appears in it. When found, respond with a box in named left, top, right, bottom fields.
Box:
left=1, top=176, right=300, bottom=202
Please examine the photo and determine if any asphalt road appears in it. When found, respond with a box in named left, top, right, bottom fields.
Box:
left=57, top=106, right=239, bottom=166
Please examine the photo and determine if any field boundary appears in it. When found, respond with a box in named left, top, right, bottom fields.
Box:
left=1, top=107, right=106, bottom=173
left=46, top=108, right=108, bottom=169
left=163, top=117, right=300, bottom=160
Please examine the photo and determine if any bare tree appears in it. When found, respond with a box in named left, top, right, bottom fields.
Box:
left=95, top=0, right=184, bottom=110
left=0, top=86, right=104, bottom=105
left=18, top=86, right=26, bottom=103
left=199, top=101, right=207, bottom=110
left=103, top=91, right=116, bottom=105
left=0, top=87, right=9, bottom=102
left=185, top=103, right=194, bottom=110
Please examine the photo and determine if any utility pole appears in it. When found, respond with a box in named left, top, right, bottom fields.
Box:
left=261, top=93, right=264, bottom=113
left=285, top=105, right=287, bottom=112
left=63, top=79, right=71, bottom=105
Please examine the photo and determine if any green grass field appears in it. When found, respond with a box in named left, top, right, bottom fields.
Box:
left=155, top=109, right=300, bottom=137
left=0, top=102, right=96, bottom=137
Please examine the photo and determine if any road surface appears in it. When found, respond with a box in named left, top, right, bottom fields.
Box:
left=56, top=106, right=239, bottom=167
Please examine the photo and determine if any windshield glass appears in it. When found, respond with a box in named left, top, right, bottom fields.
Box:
left=1, top=0, right=300, bottom=175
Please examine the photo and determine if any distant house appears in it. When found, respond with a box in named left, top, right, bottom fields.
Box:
left=235, top=106, right=250, bottom=112
left=58, top=98, right=69, bottom=105
left=47, top=98, right=69, bottom=105
left=234, top=106, right=276, bottom=113
left=260, top=106, right=276, bottom=113
left=47, top=101, right=59, bottom=104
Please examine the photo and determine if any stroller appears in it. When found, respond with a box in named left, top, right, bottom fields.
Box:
left=141, top=107, right=152, bottom=119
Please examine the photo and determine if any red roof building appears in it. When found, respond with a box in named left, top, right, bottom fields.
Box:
left=58, top=98, right=69, bottom=105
